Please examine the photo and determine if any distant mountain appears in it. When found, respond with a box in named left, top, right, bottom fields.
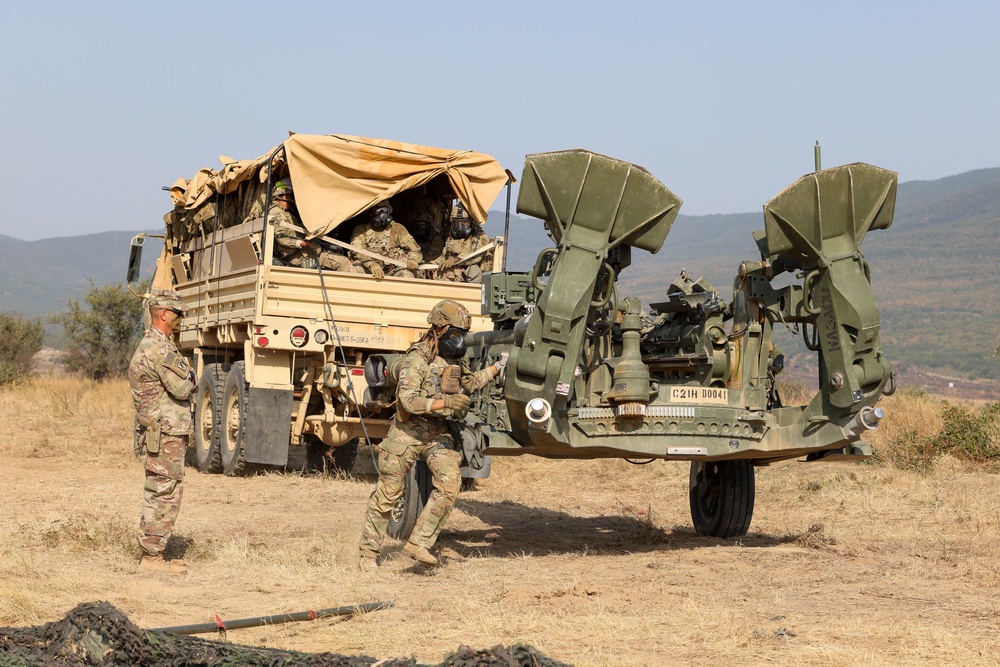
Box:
left=0, top=231, right=161, bottom=317
left=3, top=167, right=998, bottom=381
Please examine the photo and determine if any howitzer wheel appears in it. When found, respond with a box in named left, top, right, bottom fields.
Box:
left=689, top=460, right=755, bottom=538
left=388, top=459, right=432, bottom=540
left=193, top=364, right=227, bottom=473
left=220, top=361, right=248, bottom=476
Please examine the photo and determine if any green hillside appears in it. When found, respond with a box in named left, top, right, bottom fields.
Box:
left=0, top=231, right=161, bottom=318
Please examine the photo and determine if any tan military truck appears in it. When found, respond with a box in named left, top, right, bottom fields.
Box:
left=127, top=134, right=509, bottom=494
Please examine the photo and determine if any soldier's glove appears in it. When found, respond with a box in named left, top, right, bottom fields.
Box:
left=406, top=258, right=419, bottom=271
left=442, top=393, right=471, bottom=412
left=439, top=257, right=460, bottom=271
left=367, top=262, right=385, bottom=280
left=491, top=352, right=508, bottom=382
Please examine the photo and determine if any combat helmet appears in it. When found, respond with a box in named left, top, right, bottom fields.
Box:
left=273, top=179, right=293, bottom=199
left=427, top=299, right=471, bottom=330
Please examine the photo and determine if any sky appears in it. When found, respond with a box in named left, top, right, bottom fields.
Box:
left=1, top=1, right=999, bottom=241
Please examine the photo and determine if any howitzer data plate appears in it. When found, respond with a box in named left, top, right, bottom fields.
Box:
left=668, top=387, right=729, bottom=405
left=667, top=447, right=708, bottom=456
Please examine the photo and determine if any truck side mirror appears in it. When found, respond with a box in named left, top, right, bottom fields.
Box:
left=127, top=235, right=144, bottom=284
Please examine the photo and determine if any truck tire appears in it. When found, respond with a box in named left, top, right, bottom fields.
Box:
left=689, top=460, right=755, bottom=538
left=220, top=361, right=248, bottom=476
left=193, top=364, right=226, bottom=473
left=387, top=459, right=432, bottom=541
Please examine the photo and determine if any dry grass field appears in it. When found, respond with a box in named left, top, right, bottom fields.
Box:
left=1, top=376, right=999, bottom=666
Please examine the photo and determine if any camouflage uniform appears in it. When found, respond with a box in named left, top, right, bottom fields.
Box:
left=243, top=191, right=267, bottom=223
left=271, top=205, right=356, bottom=272
left=359, top=341, right=494, bottom=560
left=414, top=228, right=445, bottom=279
left=409, top=193, right=451, bottom=236
left=349, top=221, right=422, bottom=278
left=128, top=293, right=196, bottom=557
left=439, top=225, right=493, bottom=283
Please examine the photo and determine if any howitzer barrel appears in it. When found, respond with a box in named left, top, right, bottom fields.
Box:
left=148, top=601, right=393, bottom=636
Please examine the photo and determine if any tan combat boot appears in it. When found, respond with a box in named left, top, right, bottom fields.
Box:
left=402, top=542, right=439, bottom=566
left=139, top=554, right=188, bottom=575
left=358, top=555, right=378, bottom=573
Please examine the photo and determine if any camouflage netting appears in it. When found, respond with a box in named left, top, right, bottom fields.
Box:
left=0, top=602, right=571, bottom=667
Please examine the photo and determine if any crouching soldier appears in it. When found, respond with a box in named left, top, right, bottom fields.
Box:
left=358, top=300, right=505, bottom=568
left=128, top=290, right=196, bottom=575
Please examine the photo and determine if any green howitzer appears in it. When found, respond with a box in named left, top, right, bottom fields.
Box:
left=463, top=149, right=897, bottom=538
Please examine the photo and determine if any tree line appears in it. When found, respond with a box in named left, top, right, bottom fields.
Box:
left=2, top=278, right=999, bottom=387
left=0, top=281, right=146, bottom=386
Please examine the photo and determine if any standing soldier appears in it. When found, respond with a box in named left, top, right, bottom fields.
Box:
left=349, top=202, right=422, bottom=279
left=128, top=290, right=196, bottom=574
left=359, top=300, right=505, bottom=569
left=269, top=180, right=356, bottom=272
left=438, top=204, right=493, bottom=283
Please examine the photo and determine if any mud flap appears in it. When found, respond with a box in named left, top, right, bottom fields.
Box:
left=244, top=387, right=293, bottom=466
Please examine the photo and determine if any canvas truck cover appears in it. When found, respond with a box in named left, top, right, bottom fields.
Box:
left=168, top=134, right=509, bottom=239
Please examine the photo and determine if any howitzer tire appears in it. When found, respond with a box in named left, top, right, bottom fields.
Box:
left=387, top=459, right=432, bottom=540
left=304, top=436, right=359, bottom=474
left=220, top=361, right=249, bottom=476
left=689, top=460, right=755, bottom=538
left=194, top=364, right=226, bottom=473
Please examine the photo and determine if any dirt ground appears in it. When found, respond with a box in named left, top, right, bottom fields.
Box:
left=2, top=378, right=1000, bottom=666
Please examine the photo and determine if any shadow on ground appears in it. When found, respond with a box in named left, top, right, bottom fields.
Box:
left=444, top=496, right=802, bottom=559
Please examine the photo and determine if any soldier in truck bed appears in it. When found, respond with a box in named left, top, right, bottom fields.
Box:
left=410, top=216, right=445, bottom=276
left=348, top=202, right=422, bottom=279
left=437, top=204, right=493, bottom=283
left=268, top=180, right=357, bottom=272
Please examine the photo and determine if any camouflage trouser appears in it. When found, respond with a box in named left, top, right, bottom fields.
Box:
left=354, top=261, right=417, bottom=279
left=139, top=434, right=187, bottom=556
left=359, top=434, right=462, bottom=558
left=318, top=252, right=361, bottom=273
left=439, top=265, right=484, bottom=283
